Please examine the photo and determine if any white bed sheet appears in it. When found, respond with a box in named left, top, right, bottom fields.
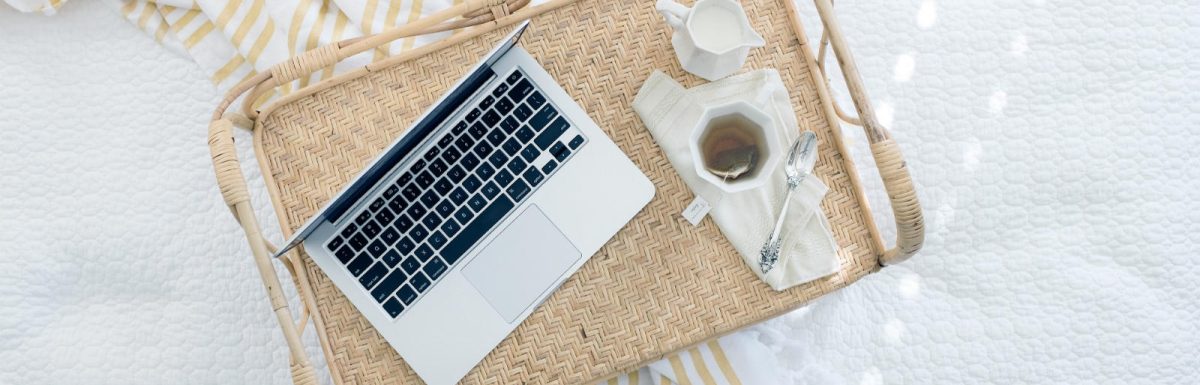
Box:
left=1, top=0, right=1197, bottom=384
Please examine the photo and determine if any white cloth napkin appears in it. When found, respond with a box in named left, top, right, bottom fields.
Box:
left=634, top=69, right=840, bottom=290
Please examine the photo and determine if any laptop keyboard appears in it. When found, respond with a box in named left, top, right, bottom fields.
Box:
left=323, top=70, right=588, bottom=319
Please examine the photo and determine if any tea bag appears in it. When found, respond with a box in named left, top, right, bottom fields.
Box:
left=703, top=123, right=760, bottom=181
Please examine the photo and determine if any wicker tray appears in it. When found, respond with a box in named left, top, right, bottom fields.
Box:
left=206, top=0, right=923, bottom=384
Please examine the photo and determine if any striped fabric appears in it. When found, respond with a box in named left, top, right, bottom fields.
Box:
left=1, top=1, right=787, bottom=383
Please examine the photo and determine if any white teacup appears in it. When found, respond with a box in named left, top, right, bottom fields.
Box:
left=656, top=0, right=766, bottom=81
left=689, top=101, right=782, bottom=193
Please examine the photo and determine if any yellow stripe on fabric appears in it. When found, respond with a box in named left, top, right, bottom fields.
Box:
left=50, top=0, right=63, bottom=8
left=170, top=9, right=202, bottom=34
left=659, top=374, right=671, bottom=385
left=374, top=0, right=404, bottom=61
left=707, top=340, right=743, bottom=385
left=154, top=17, right=169, bottom=42
left=299, top=0, right=330, bottom=88
left=607, top=377, right=618, bottom=385
left=287, top=0, right=315, bottom=53
left=215, top=0, right=244, bottom=31
left=668, top=354, right=694, bottom=385
left=184, top=21, right=215, bottom=49
left=361, top=0, right=379, bottom=34
left=121, top=1, right=138, bottom=16
left=687, top=348, right=718, bottom=385
left=212, top=55, right=246, bottom=84
left=232, top=0, right=266, bottom=47
left=399, top=0, right=424, bottom=51
left=246, top=20, right=276, bottom=65
left=136, top=2, right=156, bottom=29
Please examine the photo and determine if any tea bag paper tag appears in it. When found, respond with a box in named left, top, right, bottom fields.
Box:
left=682, top=196, right=713, bottom=226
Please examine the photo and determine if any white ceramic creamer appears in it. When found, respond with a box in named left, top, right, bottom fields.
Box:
left=656, top=0, right=765, bottom=81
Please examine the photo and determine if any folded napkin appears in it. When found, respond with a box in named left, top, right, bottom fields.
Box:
left=634, top=69, right=839, bottom=290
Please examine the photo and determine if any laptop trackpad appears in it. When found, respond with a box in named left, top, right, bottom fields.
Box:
left=461, top=206, right=581, bottom=323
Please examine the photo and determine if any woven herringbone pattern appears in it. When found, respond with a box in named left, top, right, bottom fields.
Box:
left=255, top=1, right=880, bottom=384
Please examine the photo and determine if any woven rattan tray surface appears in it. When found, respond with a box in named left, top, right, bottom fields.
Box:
left=253, top=1, right=879, bottom=383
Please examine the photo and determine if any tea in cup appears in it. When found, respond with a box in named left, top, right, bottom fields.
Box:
left=690, top=101, right=782, bottom=193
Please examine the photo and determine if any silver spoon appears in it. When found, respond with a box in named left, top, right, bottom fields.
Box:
left=758, top=131, right=819, bottom=274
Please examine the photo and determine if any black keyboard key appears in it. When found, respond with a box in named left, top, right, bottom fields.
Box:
left=434, top=178, right=453, bottom=195
left=423, top=146, right=440, bottom=161
left=551, top=141, right=572, bottom=162
left=415, top=244, right=434, bottom=261
left=507, top=179, right=531, bottom=201
left=402, top=184, right=421, bottom=200
left=362, top=221, right=382, bottom=238
left=495, top=97, right=514, bottom=114
left=340, top=223, right=358, bottom=238
left=442, top=146, right=462, bottom=163
left=476, top=162, right=496, bottom=180
left=327, top=236, right=344, bottom=251
left=387, top=197, right=406, bottom=213
left=468, top=194, right=488, bottom=212
left=488, top=150, right=508, bottom=168
left=428, top=231, right=448, bottom=249
left=506, top=156, right=527, bottom=175
left=508, top=79, right=534, bottom=101
left=396, top=284, right=418, bottom=305
left=383, top=298, right=405, bottom=317
left=472, top=139, right=493, bottom=159
left=395, top=214, right=414, bottom=232
left=397, top=172, right=413, bottom=187
left=401, top=256, right=421, bottom=274
left=334, top=245, right=355, bottom=263
left=455, top=133, right=476, bottom=153
left=429, top=159, right=448, bottom=174
left=423, top=258, right=448, bottom=280
left=469, top=122, right=489, bottom=139
left=448, top=166, right=467, bottom=182
left=569, top=135, right=585, bottom=149
left=437, top=134, right=454, bottom=148
left=348, top=233, right=368, bottom=250
left=367, top=240, right=387, bottom=258
left=409, top=159, right=427, bottom=174
left=500, top=116, right=520, bottom=133
left=527, top=90, right=546, bottom=110
left=409, top=224, right=429, bottom=243
left=492, top=82, right=510, bottom=97
left=481, top=110, right=501, bottom=126
left=530, top=105, right=557, bottom=130
left=416, top=171, right=435, bottom=188
left=440, top=219, right=461, bottom=237
left=372, top=269, right=406, bottom=303
left=536, top=117, right=570, bottom=150
left=515, top=126, right=535, bottom=142
left=513, top=104, right=533, bottom=121
left=502, top=138, right=522, bottom=155
left=421, top=212, right=442, bottom=230
left=450, top=187, right=469, bottom=205
left=479, top=95, right=495, bottom=110
left=495, top=169, right=514, bottom=186
left=520, top=145, right=539, bottom=162
left=411, top=272, right=431, bottom=292
left=375, top=206, right=396, bottom=225
left=380, top=227, right=400, bottom=245
left=420, top=190, right=439, bottom=208
left=523, top=167, right=545, bottom=186
left=462, top=153, right=481, bottom=171
left=481, top=182, right=501, bottom=199
left=486, top=129, right=506, bottom=146
left=455, top=206, right=474, bottom=223
left=442, top=195, right=515, bottom=265
left=396, top=237, right=415, bottom=254
left=347, top=254, right=372, bottom=276
left=359, top=262, right=388, bottom=289
left=369, top=197, right=386, bottom=211
left=464, top=110, right=480, bottom=124
left=541, top=159, right=558, bottom=174
left=506, top=71, right=523, bottom=84
left=463, top=175, right=482, bottom=192
left=355, top=211, right=371, bottom=225
left=436, top=200, right=455, bottom=218
left=381, top=249, right=402, bottom=267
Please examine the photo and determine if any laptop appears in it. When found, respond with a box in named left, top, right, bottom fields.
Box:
left=270, top=21, right=654, bottom=385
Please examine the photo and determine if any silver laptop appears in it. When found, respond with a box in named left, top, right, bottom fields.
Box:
left=270, top=21, right=654, bottom=385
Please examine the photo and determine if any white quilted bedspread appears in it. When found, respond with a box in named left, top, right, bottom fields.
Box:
left=2, top=1, right=1197, bottom=384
